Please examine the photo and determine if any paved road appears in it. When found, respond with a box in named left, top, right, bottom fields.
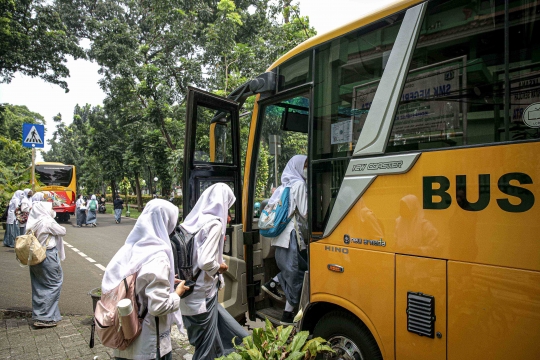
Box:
left=0, top=213, right=136, bottom=315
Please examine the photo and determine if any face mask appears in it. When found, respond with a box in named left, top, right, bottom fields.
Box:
left=303, top=168, right=308, bottom=179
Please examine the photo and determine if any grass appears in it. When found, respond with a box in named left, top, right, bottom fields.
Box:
left=104, top=203, right=182, bottom=220
left=105, top=203, right=143, bottom=219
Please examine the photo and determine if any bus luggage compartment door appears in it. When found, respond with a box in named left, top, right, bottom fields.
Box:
left=396, top=255, right=446, bottom=360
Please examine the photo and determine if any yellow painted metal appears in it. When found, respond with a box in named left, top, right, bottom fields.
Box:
left=448, top=261, right=540, bottom=360
left=266, top=0, right=424, bottom=72
left=323, top=142, right=540, bottom=272
left=209, top=122, right=216, bottom=163
left=242, top=95, right=260, bottom=230
left=396, top=255, right=446, bottom=360
left=310, top=242, right=395, bottom=360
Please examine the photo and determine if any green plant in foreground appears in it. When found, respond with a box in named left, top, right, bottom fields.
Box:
left=217, top=319, right=334, bottom=360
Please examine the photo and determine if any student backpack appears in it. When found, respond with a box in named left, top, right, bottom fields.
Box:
left=89, top=200, right=97, bottom=211
left=170, top=226, right=200, bottom=298
left=90, top=274, right=163, bottom=359
left=258, top=187, right=292, bottom=238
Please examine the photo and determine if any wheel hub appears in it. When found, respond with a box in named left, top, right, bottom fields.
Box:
left=323, top=335, right=363, bottom=360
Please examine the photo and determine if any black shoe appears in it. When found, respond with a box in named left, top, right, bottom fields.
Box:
left=261, top=280, right=284, bottom=301
left=280, top=311, right=295, bottom=326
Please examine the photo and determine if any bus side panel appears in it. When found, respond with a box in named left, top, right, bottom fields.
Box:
left=310, top=243, right=395, bottom=360
left=395, top=255, right=446, bottom=360
left=324, top=142, right=540, bottom=272
left=448, top=261, right=540, bottom=360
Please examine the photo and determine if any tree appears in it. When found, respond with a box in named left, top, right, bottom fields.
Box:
left=0, top=104, right=45, bottom=168
left=0, top=0, right=84, bottom=91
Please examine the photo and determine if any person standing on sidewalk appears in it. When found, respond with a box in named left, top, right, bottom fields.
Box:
left=77, top=196, right=87, bottom=227
left=180, top=183, right=248, bottom=360
left=3, top=190, right=23, bottom=248
left=102, top=199, right=189, bottom=360
left=86, top=195, right=98, bottom=227
left=113, top=195, right=124, bottom=224
left=26, top=202, right=66, bottom=328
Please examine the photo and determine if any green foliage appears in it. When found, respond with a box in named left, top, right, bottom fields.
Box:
left=0, top=104, right=45, bottom=169
left=0, top=163, right=31, bottom=213
left=0, top=0, right=84, bottom=91
left=216, top=319, right=333, bottom=360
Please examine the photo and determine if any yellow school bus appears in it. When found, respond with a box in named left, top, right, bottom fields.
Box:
left=183, top=0, right=540, bottom=359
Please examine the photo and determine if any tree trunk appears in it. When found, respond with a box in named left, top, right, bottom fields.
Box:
left=135, top=172, right=143, bottom=211
left=284, top=0, right=291, bottom=23
left=111, top=179, right=117, bottom=199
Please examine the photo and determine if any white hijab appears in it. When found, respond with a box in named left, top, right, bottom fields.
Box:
left=27, top=202, right=66, bottom=260
left=102, top=199, right=182, bottom=326
left=21, top=188, right=32, bottom=208
left=267, top=155, right=307, bottom=216
left=11, top=190, right=24, bottom=208
left=181, top=183, right=236, bottom=236
left=32, top=192, right=44, bottom=203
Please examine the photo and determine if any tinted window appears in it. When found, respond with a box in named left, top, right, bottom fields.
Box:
left=387, top=0, right=540, bottom=152
left=311, top=12, right=405, bottom=233
left=278, top=52, right=312, bottom=92
left=194, top=106, right=234, bottom=164
left=36, top=165, right=73, bottom=187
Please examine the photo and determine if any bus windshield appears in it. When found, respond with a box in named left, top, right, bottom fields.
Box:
left=35, top=165, right=73, bottom=187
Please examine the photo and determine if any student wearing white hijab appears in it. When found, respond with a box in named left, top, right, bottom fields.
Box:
left=3, top=190, right=23, bottom=247
left=179, top=183, right=248, bottom=360
left=86, top=194, right=98, bottom=226
left=32, top=192, right=44, bottom=203
left=26, top=202, right=66, bottom=328
left=19, top=188, right=33, bottom=234
left=261, top=155, right=308, bottom=325
left=102, top=199, right=188, bottom=360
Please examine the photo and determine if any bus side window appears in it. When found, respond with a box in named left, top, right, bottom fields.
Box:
left=386, top=0, right=540, bottom=153
left=311, top=11, right=406, bottom=233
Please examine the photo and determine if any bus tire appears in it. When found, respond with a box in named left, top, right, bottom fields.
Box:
left=313, top=310, right=382, bottom=360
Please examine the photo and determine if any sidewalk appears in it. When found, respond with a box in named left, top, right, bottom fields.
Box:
left=0, top=311, right=194, bottom=360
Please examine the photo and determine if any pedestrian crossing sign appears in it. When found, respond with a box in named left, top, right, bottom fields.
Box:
left=22, top=123, right=45, bottom=148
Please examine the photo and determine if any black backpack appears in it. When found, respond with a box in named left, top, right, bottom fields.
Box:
left=169, top=226, right=200, bottom=299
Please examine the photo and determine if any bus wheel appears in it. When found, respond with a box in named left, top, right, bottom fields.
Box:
left=313, top=310, right=382, bottom=360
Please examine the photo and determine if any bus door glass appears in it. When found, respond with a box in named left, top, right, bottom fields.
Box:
left=248, top=90, right=309, bottom=323
left=183, top=87, right=247, bottom=321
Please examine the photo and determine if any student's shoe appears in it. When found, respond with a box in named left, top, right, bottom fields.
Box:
left=33, top=320, right=57, bottom=328
left=280, top=311, right=295, bottom=326
left=262, top=280, right=284, bottom=301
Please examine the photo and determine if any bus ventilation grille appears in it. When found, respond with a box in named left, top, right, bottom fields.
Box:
left=406, top=292, right=435, bottom=338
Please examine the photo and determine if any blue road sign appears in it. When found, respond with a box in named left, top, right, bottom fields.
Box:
left=22, top=123, right=45, bottom=148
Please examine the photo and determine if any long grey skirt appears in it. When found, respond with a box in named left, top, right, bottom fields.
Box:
left=77, top=209, right=86, bottom=226
left=86, top=210, right=97, bottom=224
left=183, top=293, right=248, bottom=360
left=275, top=230, right=307, bottom=307
left=30, top=247, right=63, bottom=322
left=3, top=223, right=19, bottom=248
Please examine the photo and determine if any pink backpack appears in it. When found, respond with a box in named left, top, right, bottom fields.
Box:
left=90, top=274, right=145, bottom=350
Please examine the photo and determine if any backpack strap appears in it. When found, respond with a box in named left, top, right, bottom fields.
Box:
left=155, top=316, right=160, bottom=360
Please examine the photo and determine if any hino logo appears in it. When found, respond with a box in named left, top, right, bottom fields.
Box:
left=325, top=246, right=349, bottom=254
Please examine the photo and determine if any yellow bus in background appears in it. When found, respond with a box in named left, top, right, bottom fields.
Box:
left=183, top=0, right=540, bottom=359
left=35, top=162, right=77, bottom=222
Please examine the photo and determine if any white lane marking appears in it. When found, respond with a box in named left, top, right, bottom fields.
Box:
left=66, top=243, right=105, bottom=271
left=66, top=244, right=73, bottom=248
left=63, top=241, right=70, bottom=245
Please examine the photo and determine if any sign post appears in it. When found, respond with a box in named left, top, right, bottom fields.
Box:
left=22, top=123, right=45, bottom=192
